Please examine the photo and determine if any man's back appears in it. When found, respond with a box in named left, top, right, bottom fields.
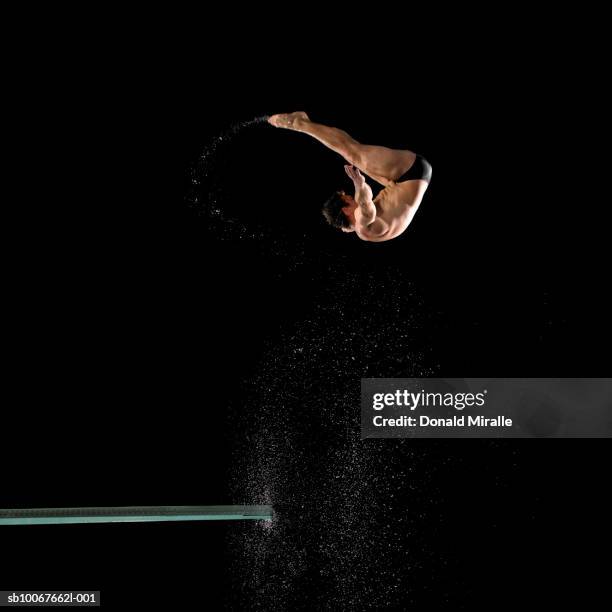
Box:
left=356, top=180, right=429, bottom=242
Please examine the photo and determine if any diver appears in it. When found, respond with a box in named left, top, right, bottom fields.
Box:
left=268, top=112, right=432, bottom=242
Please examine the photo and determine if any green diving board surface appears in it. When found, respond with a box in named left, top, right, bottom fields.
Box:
left=0, top=505, right=274, bottom=525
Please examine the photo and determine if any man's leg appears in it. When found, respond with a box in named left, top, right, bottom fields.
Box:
left=268, top=112, right=415, bottom=184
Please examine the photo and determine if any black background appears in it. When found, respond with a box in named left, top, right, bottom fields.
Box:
left=2, top=16, right=610, bottom=610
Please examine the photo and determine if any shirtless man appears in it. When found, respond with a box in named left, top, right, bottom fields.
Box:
left=268, top=112, right=432, bottom=242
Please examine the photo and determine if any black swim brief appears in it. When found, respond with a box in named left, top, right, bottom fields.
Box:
left=397, top=154, right=432, bottom=183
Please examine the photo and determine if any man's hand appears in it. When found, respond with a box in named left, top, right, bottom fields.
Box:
left=344, top=164, right=366, bottom=187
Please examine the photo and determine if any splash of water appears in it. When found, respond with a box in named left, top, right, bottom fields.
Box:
left=186, top=115, right=271, bottom=240
left=227, top=266, right=439, bottom=610
left=186, top=114, right=449, bottom=609
left=185, top=114, right=346, bottom=268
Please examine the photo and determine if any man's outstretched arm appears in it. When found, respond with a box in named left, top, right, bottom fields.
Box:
left=344, top=165, right=388, bottom=237
left=345, top=165, right=375, bottom=222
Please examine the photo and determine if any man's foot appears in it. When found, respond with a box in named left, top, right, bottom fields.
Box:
left=267, top=111, right=309, bottom=130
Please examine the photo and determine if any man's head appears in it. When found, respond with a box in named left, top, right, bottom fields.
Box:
left=321, top=191, right=357, bottom=232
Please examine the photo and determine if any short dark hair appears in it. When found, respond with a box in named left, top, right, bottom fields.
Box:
left=321, top=191, right=352, bottom=229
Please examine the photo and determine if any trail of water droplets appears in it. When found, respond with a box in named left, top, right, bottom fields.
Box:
left=186, top=116, right=271, bottom=241
left=226, top=267, right=440, bottom=610
left=186, top=118, right=442, bottom=609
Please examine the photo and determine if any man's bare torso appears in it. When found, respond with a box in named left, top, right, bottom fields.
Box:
left=355, top=177, right=430, bottom=243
